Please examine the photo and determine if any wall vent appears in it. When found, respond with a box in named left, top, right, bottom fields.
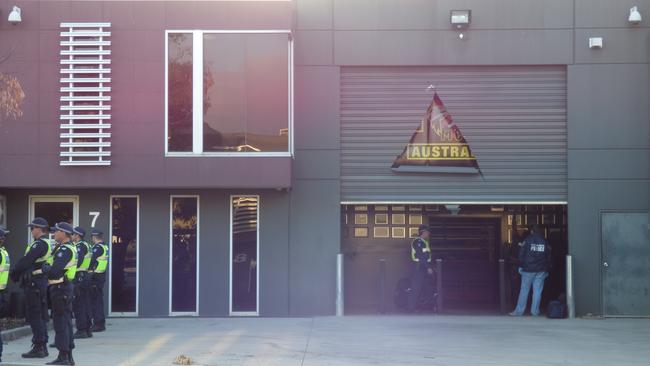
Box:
left=59, top=22, right=111, bottom=166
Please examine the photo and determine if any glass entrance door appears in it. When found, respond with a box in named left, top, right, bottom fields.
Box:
left=110, top=196, right=139, bottom=316
left=230, top=196, right=259, bottom=315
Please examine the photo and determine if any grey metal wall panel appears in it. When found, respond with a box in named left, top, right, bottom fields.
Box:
left=334, top=30, right=574, bottom=66
left=333, top=0, right=573, bottom=30
left=340, top=66, right=567, bottom=203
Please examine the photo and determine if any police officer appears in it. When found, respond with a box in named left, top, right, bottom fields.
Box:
left=9, top=217, right=52, bottom=358
left=408, top=224, right=434, bottom=312
left=72, top=227, right=93, bottom=339
left=89, top=229, right=108, bottom=332
left=45, top=222, right=77, bottom=365
left=0, top=227, right=11, bottom=363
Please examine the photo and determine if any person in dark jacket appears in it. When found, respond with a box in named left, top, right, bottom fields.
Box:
left=510, top=224, right=552, bottom=316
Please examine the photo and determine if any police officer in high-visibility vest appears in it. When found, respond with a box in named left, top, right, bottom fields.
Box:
left=44, top=222, right=77, bottom=365
left=71, top=226, right=93, bottom=339
left=9, top=217, right=52, bottom=358
left=89, top=229, right=108, bottom=332
left=408, top=224, right=434, bottom=312
left=0, top=227, right=11, bottom=363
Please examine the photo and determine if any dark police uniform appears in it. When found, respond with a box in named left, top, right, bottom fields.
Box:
left=408, top=228, right=432, bottom=312
left=10, top=217, right=51, bottom=358
left=47, top=222, right=77, bottom=366
left=0, top=227, right=11, bottom=363
left=89, top=229, right=108, bottom=332
left=72, top=227, right=93, bottom=339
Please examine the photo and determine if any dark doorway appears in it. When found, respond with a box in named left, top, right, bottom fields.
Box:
left=429, top=217, right=500, bottom=312
left=341, top=204, right=568, bottom=315
left=170, top=196, right=198, bottom=314
left=110, top=196, right=138, bottom=314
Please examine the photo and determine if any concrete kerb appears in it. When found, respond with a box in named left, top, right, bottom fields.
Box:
left=1, top=325, right=32, bottom=343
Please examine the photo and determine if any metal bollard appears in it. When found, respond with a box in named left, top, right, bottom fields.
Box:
left=566, top=255, right=575, bottom=319
left=435, top=258, right=443, bottom=313
left=499, top=259, right=506, bottom=314
left=336, top=253, right=344, bottom=316
left=379, top=259, right=387, bottom=314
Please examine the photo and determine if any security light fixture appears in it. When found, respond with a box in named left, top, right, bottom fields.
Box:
left=7, top=6, right=21, bottom=24
left=450, top=10, right=471, bottom=29
left=589, top=37, right=603, bottom=49
left=629, top=6, right=642, bottom=25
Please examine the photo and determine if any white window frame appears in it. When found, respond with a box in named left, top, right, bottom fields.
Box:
left=169, top=195, right=200, bottom=316
left=108, top=195, right=140, bottom=317
left=229, top=195, right=260, bottom=316
left=28, top=195, right=80, bottom=241
left=164, top=30, right=294, bottom=157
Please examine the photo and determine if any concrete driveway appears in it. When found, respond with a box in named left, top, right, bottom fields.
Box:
left=2, top=315, right=649, bottom=366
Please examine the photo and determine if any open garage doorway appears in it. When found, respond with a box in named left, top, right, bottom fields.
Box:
left=341, top=204, right=568, bottom=314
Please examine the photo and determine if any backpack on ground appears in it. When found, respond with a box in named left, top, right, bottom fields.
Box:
left=547, top=299, right=567, bottom=319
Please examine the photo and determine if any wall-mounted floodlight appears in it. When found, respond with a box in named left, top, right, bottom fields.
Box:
left=450, top=10, right=471, bottom=29
left=8, top=6, right=21, bottom=24
left=589, top=37, right=603, bottom=49
left=629, top=6, right=642, bottom=25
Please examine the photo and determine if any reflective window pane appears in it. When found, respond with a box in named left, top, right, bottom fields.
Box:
left=171, top=197, right=198, bottom=313
left=34, top=202, right=74, bottom=227
left=110, top=197, right=138, bottom=313
left=167, top=33, right=193, bottom=152
left=231, top=196, right=258, bottom=313
left=203, top=34, right=289, bottom=152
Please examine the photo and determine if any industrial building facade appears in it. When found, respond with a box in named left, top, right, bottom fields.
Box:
left=0, top=0, right=648, bottom=318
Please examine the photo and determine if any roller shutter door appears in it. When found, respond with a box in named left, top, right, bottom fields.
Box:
left=340, top=66, right=567, bottom=203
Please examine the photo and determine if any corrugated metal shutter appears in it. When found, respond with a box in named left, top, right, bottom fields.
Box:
left=341, top=66, right=567, bottom=203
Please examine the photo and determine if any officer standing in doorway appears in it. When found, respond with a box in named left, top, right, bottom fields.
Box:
left=0, top=228, right=11, bottom=363
left=72, top=227, right=93, bottom=339
left=9, top=217, right=52, bottom=359
left=408, top=224, right=434, bottom=312
left=45, top=222, right=78, bottom=365
left=89, top=229, right=109, bottom=332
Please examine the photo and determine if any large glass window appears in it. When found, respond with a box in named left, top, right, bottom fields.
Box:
left=170, top=196, right=198, bottom=314
left=231, top=196, right=259, bottom=314
left=110, top=196, right=138, bottom=314
left=167, top=33, right=194, bottom=152
left=166, top=31, right=292, bottom=155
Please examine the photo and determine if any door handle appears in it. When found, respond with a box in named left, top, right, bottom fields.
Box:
left=603, top=262, right=609, bottom=268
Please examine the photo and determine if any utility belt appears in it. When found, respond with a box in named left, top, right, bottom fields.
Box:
left=48, top=278, right=66, bottom=285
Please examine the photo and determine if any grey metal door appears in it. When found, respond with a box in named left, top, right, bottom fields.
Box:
left=602, top=212, right=650, bottom=317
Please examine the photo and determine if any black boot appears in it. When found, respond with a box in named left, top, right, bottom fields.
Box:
left=46, top=351, right=73, bottom=365
left=87, top=329, right=93, bottom=338
left=73, top=330, right=90, bottom=339
left=22, top=343, right=48, bottom=358
left=91, top=323, right=106, bottom=332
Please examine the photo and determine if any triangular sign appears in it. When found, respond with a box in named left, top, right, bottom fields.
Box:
left=391, top=92, right=481, bottom=174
